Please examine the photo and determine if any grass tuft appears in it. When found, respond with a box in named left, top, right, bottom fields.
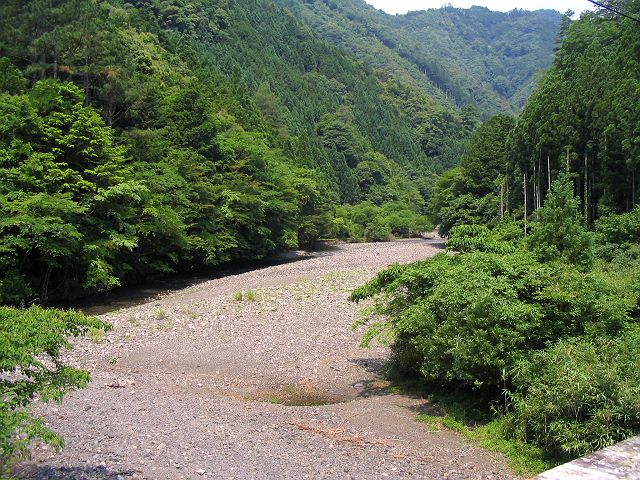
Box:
left=87, top=326, right=106, bottom=343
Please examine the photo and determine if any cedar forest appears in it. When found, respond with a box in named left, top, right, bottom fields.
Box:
left=1, top=0, right=640, bottom=475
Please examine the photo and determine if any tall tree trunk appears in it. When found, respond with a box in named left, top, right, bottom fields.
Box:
left=42, top=264, right=53, bottom=306
left=505, top=173, right=509, bottom=213
left=39, top=53, right=46, bottom=79
left=547, top=155, right=552, bottom=191
left=584, top=155, right=588, bottom=227
left=105, top=100, right=115, bottom=126
left=591, top=177, right=595, bottom=223
left=532, top=162, right=536, bottom=212
left=83, top=71, right=90, bottom=105
left=83, top=46, right=90, bottom=106
left=633, top=169, right=636, bottom=208
left=524, top=172, right=528, bottom=236
left=538, top=156, right=542, bottom=209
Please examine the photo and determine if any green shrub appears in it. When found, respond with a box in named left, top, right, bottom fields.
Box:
left=447, top=221, right=521, bottom=254
left=333, top=201, right=431, bottom=242
left=596, top=206, right=640, bottom=246
left=381, top=202, right=433, bottom=237
left=232, top=290, right=257, bottom=302
left=87, top=326, right=106, bottom=343
left=595, top=206, right=640, bottom=265
left=0, top=306, right=110, bottom=474
left=364, top=216, right=393, bottom=242
left=505, top=331, right=640, bottom=459
left=351, top=251, right=632, bottom=390
left=330, top=214, right=363, bottom=241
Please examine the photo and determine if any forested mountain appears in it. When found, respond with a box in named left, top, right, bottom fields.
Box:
left=431, top=5, right=640, bottom=233
left=0, top=0, right=561, bottom=305
left=0, top=0, right=442, bottom=304
left=510, top=7, right=640, bottom=222
left=273, top=0, right=562, bottom=116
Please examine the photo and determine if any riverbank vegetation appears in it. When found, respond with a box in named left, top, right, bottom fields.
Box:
left=354, top=4, right=640, bottom=473
left=0, top=0, right=564, bottom=307
left=0, top=0, right=452, bottom=306
left=354, top=183, right=640, bottom=472
left=0, top=307, right=110, bottom=476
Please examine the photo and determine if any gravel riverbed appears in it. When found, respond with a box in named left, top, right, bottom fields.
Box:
left=15, top=240, right=521, bottom=480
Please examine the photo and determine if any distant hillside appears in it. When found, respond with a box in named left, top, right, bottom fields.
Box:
left=273, top=0, right=562, bottom=116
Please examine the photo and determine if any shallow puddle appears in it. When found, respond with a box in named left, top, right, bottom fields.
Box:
left=248, top=385, right=347, bottom=406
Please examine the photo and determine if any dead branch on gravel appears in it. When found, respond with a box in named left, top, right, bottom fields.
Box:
left=288, top=421, right=430, bottom=464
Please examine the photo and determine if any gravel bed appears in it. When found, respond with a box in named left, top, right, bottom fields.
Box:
left=15, top=239, right=521, bottom=480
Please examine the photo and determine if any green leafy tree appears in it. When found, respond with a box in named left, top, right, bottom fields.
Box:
left=429, top=115, right=515, bottom=235
left=595, top=206, right=640, bottom=264
left=0, top=79, right=152, bottom=303
left=0, top=306, right=110, bottom=475
left=0, top=58, right=26, bottom=93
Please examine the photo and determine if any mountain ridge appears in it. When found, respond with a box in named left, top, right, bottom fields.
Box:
left=273, top=0, right=562, bottom=116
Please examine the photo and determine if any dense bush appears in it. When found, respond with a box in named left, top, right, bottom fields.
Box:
left=595, top=206, right=640, bottom=265
left=505, top=330, right=640, bottom=459
left=447, top=220, right=521, bottom=254
left=352, top=172, right=640, bottom=464
left=332, top=201, right=432, bottom=242
left=0, top=307, right=110, bottom=475
left=350, top=251, right=632, bottom=389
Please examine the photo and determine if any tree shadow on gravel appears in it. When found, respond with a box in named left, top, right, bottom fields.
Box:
left=14, top=464, right=140, bottom=480
left=349, top=357, right=469, bottom=419
left=349, top=357, right=426, bottom=400
left=350, top=357, right=386, bottom=375
left=54, top=247, right=327, bottom=315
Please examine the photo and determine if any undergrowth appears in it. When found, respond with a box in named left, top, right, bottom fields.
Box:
left=382, top=376, right=560, bottom=476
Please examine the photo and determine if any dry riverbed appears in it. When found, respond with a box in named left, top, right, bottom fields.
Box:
left=15, top=240, right=520, bottom=480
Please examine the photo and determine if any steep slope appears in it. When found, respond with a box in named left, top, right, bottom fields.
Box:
left=273, top=0, right=562, bottom=116
left=0, top=0, right=457, bottom=303
left=429, top=5, right=640, bottom=233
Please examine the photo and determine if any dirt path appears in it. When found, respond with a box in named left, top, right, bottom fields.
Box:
left=16, top=240, right=520, bottom=480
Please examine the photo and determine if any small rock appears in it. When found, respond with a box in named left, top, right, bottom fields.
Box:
left=106, top=381, right=126, bottom=389
left=196, top=468, right=206, bottom=475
